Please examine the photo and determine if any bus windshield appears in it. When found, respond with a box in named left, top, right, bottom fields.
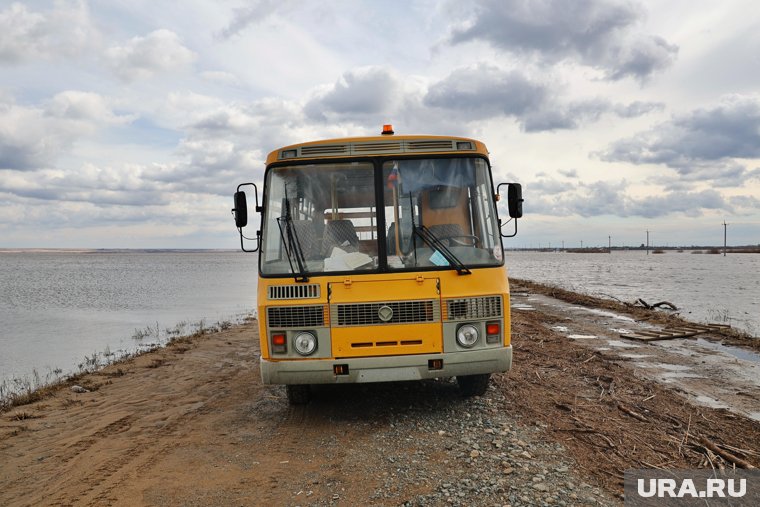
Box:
left=260, top=157, right=502, bottom=276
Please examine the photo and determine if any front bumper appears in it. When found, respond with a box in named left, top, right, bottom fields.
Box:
left=260, top=346, right=512, bottom=385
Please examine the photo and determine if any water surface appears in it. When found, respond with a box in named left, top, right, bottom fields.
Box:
left=506, top=250, right=759, bottom=336
left=1, top=251, right=257, bottom=384
left=2, top=249, right=757, bottom=390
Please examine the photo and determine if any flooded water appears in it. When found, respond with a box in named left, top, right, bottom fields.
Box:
left=1, top=249, right=757, bottom=390
left=0, top=251, right=257, bottom=386
left=506, top=250, right=760, bottom=337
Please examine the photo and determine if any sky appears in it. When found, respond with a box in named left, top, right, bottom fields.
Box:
left=1, top=0, right=759, bottom=249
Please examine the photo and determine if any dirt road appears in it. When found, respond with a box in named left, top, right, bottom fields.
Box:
left=1, top=283, right=758, bottom=506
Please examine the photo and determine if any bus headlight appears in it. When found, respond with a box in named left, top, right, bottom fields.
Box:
left=293, top=332, right=317, bottom=356
left=456, top=324, right=479, bottom=348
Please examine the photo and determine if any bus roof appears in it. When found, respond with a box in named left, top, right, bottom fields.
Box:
left=265, top=133, right=489, bottom=165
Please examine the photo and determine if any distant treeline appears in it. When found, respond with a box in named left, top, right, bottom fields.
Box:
left=509, top=246, right=760, bottom=254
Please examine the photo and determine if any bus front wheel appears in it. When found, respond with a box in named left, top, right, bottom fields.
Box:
left=457, top=374, right=490, bottom=397
left=286, top=384, right=311, bottom=405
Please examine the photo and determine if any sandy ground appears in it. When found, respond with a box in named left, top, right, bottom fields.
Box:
left=1, top=283, right=758, bottom=506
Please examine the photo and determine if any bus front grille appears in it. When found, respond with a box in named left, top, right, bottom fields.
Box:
left=444, top=296, right=503, bottom=321
left=268, top=284, right=321, bottom=300
left=332, top=300, right=440, bottom=327
left=267, top=305, right=327, bottom=328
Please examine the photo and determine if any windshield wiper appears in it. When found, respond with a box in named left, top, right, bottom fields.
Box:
left=276, top=196, right=309, bottom=282
left=414, top=225, right=471, bottom=275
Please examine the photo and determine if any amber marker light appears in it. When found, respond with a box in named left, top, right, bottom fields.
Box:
left=381, top=124, right=394, bottom=135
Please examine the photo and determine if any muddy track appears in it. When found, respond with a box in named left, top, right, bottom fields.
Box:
left=1, top=286, right=758, bottom=506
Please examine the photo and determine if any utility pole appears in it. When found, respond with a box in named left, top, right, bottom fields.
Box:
left=608, top=235, right=611, bottom=254
left=646, top=230, right=649, bottom=255
left=562, top=240, right=565, bottom=251
left=723, top=221, right=728, bottom=256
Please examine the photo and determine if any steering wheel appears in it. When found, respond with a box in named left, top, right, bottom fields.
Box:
left=439, top=235, right=480, bottom=247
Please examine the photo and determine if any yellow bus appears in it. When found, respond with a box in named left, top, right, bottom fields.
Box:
left=233, top=125, right=523, bottom=404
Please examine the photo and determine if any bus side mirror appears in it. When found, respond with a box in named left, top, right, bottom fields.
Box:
left=497, top=182, right=523, bottom=238
left=507, top=183, right=523, bottom=218
left=497, top=182, right=524, bottom=218
left=232, top=182, right=260, bottom=253
left=233, top=191, right=248, bottom=228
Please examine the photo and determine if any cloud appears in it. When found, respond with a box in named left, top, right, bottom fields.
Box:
left=0, top=1, right=96, bottom=64
left=305, top=67, right=404, bottom=122
left=0, top=93, right=133, bottom=171
left=447, top=0, right=677, bottom=81
left=0, top=163, right=165, bottom=207
left=525, top=178, right=742, bottom=219
left=200, top=70, right=242, bottom=86
left=105, top=29, right=196, bottom=81
left=523, top=98, right=664, bottom=131
left=0, top=103, right=78, bottom=170
left=422, top=63, right=662, bottom=131
left=531, top=178, right=574, bottom=195
left=626, top=189, right=729, bottom=218
left=45, top=91, right=134, bottom=124
left=424, top=64, right=547, bottom=119
left=216, top=0, right=294, bottom=39
left=600, top=94, right=760, bottom=184
left=301, top=63, right=656, bottom=134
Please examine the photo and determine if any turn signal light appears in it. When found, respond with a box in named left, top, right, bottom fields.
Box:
left=272, top=333, right=287, bottom=353
left=486, top=321, right=501, bottom=344
left=334, top=364, right=349, bottom=375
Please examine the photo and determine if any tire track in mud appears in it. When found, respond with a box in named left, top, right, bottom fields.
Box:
left=73, top=388, right=241, bottom=505
left=0, top=412, right=137, bottom=504
left=252, top=401, right=336, bottom=505
left=1, top=330, right=254, bottom=507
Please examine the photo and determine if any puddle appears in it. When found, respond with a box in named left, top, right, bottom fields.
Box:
left=659, top=371, right=704, bottom=381
left=513, top=306, right=535, bottom=311
left=574, top=307, right=635, bottom=322
left=749, top=412, right=760, bottom=422
left=611, top=328, right=633, bottom=335
left=605, top=340, right=640, bottom=348
left=634, top=362, right=693, bottom=371
left=694, top=338, right=760, bottom=363
left=619, top=353, right=652, bottom=360
left=552, top=326, right=569, bottom=332
left=595, top=347, right=611, bottom=351
left=691, top=394, right=729, bottom=410
left=568, top=334, right=597, bottom=340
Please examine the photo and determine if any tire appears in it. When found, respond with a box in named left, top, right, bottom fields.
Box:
left=457, top=374, right=491, bottom=397
left=286, top=384, right=311, bottom=405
